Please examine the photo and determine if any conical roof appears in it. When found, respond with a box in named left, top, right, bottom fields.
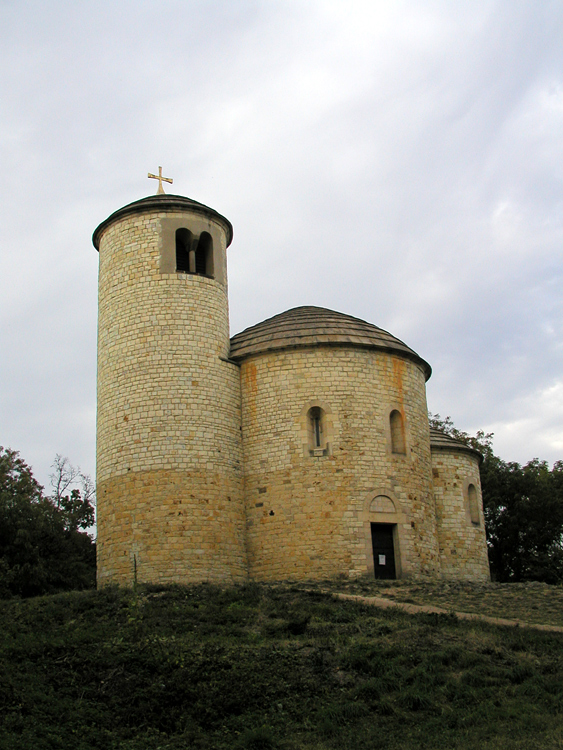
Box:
left=429, top=428, right=482, bottom=462
left=229, top=306, right=431, bottom=379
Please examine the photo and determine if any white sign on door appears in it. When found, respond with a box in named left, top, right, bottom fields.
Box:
left=378, top=554, right=386, bottom=566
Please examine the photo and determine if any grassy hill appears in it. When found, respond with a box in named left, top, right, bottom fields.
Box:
left=311, top=577, right=563, bottom=628
left=1, top=581, right=562, bottom=750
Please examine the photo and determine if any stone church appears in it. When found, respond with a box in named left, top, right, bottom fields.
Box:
left=92, top=188, right=490, bottom=587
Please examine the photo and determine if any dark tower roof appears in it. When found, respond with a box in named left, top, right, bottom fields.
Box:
left=429, top=428, right=483, bottom=462
left=92, top=194, right=233, bottom=250
left=229, top=306, right=432, bottom=379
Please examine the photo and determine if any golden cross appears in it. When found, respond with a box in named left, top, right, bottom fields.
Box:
left=147, top=166, right=173, bottom=195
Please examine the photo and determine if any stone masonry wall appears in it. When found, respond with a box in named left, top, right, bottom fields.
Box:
left=96, top=208, right=246, bottom=586
left=432, top=449, right=490, bottom=581
left=240, top=347, right=440, bottom=581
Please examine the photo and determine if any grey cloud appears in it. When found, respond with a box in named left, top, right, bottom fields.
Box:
left=1, top=0, right=563, bottom=487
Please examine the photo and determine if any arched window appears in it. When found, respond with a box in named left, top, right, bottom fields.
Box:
left=307, top=406, right=327, bottom=455
left=174, top=229, right=214, bottom=277
left=468, top=483, right=480, bottom=525
left=389, top=410, right=406, bottom=454
left=195, top=232, right=213, bottom=277
left=301, top=402, right=334, bottom=457
left=175, top=228, right=192, bottom=272
left=310, top=407, right=322, bottom=448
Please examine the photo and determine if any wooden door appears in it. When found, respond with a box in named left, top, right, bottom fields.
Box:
left=371, top=523, right=396, bottom=579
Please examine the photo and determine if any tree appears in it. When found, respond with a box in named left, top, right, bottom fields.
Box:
left=50, top=454, right=96, bottom=532
left=0, top=447, right=96, bottom=598
left=429, top=414, right=563, bottom=583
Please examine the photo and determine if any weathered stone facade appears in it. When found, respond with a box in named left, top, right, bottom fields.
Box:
left=238, top=347, right=439, bottom=581
left=93, top=193, right=490, bottom=586
left=430, top=430, right=490, bottom=581
left=94, top=197, right=245, bottom=586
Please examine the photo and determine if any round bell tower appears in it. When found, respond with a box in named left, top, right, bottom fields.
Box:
left=93, top=193, right=245, bottom=586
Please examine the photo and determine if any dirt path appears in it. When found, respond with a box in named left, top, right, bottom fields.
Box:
left=334, top=592, right=563, bottom=633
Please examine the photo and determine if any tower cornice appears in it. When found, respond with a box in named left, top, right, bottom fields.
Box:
left=92, top=194, right=233, bottom=250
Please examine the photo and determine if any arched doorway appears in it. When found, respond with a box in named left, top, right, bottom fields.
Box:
left=363, top=493, right=403, bottom=579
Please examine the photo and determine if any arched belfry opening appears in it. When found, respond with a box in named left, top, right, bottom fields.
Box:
left=175, top=228, right=214, bottom=278
left=196, top=232, right=213, bottom=276
left=175, top=228, right=192, bottom=272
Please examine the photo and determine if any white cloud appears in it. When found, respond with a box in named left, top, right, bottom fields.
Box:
left=485, top=380, right=563, bottom=464
left=1, top=0, right=563, bottom=486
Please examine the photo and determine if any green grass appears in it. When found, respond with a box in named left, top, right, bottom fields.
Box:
left=308, top=577, right=563, bottom=627
left=1, top=582, right=562, bottom=749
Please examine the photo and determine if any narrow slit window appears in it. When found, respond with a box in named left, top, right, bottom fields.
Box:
left=468, top=483, right=480, bottom=525
left=307, top=406, right=326, bottom=454
left=390, top=410, right=406, bottom=454
left=312, top=409, right=322, bottom=447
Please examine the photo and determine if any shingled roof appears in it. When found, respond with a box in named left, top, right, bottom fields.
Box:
left=229, top=306, right=432, bottom=379
left=429, top=428, right=483, bottom=462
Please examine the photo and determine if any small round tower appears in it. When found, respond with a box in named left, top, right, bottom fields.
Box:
left=430, top=429, right=490, bottom=581
left=93, top=194, right=245, bottom=586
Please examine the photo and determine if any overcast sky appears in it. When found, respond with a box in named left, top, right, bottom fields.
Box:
left=2, top=0, right=563, bottom=490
